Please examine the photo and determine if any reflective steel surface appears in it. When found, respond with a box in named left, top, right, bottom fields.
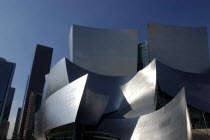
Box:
left=34, top=57, right=195, bottom=140
left=44, top=74, right=88, bottom=131
left=131, top=88, right=192, bottom=140
left=76, top=88, right=109, bottom=125
left=69, top=24, right=138, bottom=76
left=34, top=108, right=45, bottom=140
left=42, top=58, right=87, bottom=102
left=96, top=60, right=157, bottom=138
left=119, top=59, right=156, bottom=118
left=98, top=88, right=192, bottom=140
left=85, top=60, right=156, bottom=115
left=42, top=58, right=69, bottom=102
left=33, top=22, right=208, bottom=139
left=86, top=73, right=134, bottom=114
left=157, top=60, right=210, bottom=113
left=148, top=23, right=209, bottom=74
left=43, top=57, right=135, bottom=114
left=35, top=59, right=159, bottom=136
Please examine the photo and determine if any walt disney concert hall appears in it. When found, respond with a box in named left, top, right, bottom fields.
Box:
left=35, top=24, right=210, bottom=140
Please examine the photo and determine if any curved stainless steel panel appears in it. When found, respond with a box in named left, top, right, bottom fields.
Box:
left=42, top=58, right=69, bottom=102
left=43, top=57, right=132, bottom=115
left=86, top=60, right=156, bottom=115
left=157, top=60, right=210, bottom=113
left=34, top=108, right=43, bottom=138
left=119, top=59, right=156, bottom=118
left=148, top=23, right=209, bottom=74
left=98, top=88, right=192, bottom=140
left=43, top=58, right=133, bottom=114
left=69, top=24, right=138, bottom=76
left=42, top=58, right=87, bottom=101
left=42, top=58, right=156, bottom=116
left=34, top=108, right=46, bottom=140
left=76, top=88, right=109, bottom=125
left=86, top=73, right=133, bottom=114
left=44, top=74, right=88, bottom=131
left=131, top=88, right=192, bottom=140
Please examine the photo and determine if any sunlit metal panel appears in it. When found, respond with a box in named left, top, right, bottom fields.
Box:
left=119, top=59, right=156, bottom=118
left=131, top=88, right=192, bottom=140
left=42, top=58, right=87, bottom=101
left=44, top=74, right=88, bottom=131
left=98, top=88, right=192, bottom=140
left=89, top=60, right=156, bottom=116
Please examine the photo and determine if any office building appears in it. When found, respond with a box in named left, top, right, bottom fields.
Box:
left=12, top=108, right=22, bottom=140
left=0, top=58, right=15, bottom=124
left=0, top=121, right=10, bottom=140
left=19, top=45, right=53, bottom=140
left=0, top=58, right=15, bottom=140
left=2, top=87, right=15, bottom=121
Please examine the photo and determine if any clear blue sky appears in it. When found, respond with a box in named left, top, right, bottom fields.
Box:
left=0, top=0, right=210, bottom=138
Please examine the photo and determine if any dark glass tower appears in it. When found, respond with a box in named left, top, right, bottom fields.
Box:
left=2, top=87, right=15, bottom=121
left=0, top=58, right=15, bottom=125
left=12, top=108, right=22, bottom=140
left=0, top=58, right=15, bottom=140
left=19, top=44, right=53, bottom=140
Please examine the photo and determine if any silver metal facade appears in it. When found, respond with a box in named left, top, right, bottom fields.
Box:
left=69, top=24, right=138, bottom=76
left=33, top=24, right=209, bottom=139
left=148, top=23, right=209, bottom=74
left=156, top=60, right=210, bottom=113
left=44, top=74, right=88, bottom=131
left=131, top=88, right=192, bottom=140
left=85, top=60, right=156, bottom=115
left=98, top=88, right=192, bottom=140
left=35, top=74, right=87, bottom=139
left=85, top=72, right=132, bottom=114
left=42, top=58, right=87, bottom=102
left=119, top=60, right=156, bottom=118
left=34, top=108, right=45, bottom=139
left=35, top=59, right=158, bottom=138
left=35, top=58, right=195, bottom=140
left=42, top=58, right=70, bottom=102
left=76, top=88, right=109, bottom=125
left=42, top=57, right=132, bottom=114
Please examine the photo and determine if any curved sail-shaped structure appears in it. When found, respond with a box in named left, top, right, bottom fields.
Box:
left=148, top=23, right=209, bottom=74
left=156, top=60, right=210, bottom=113
left=33, top=22, right=210, bottom=140
left=35, top=57, right=196, bottom=140
left=85, top=59, right=157, bottom=115
left=42, top=58, right=87, bottom=102
left=85, top=73, right=129, bottom=114
left=35, top=59, right=158, bottom=138
left=76, top=88, right=109, bottom=125
left=35, top=74, right=88, bottom=139
left=43, top=74, right=88, bottom=131
left=118, top=59, right=156, bottom=118
left=98, top=88, right=192, bottom=140
left=69, top=24, right=138, bottom=76
left=131, top=88, right=192, bottom=140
